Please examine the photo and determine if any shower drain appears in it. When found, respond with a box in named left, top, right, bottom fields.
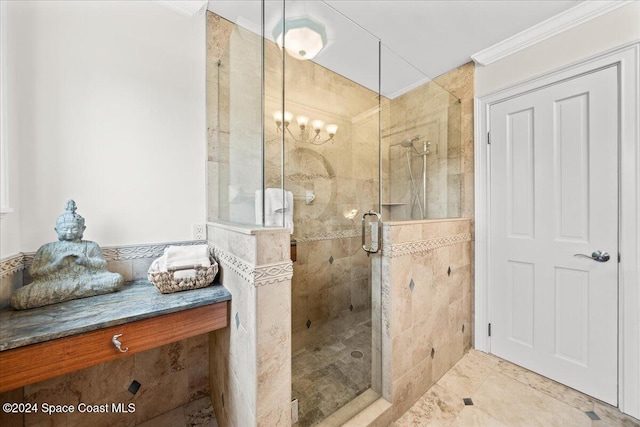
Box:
left=350, top=350, right=364, bottom=359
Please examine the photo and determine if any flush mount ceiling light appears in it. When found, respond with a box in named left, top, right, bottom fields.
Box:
left=272, top=16, right=327, bottom=61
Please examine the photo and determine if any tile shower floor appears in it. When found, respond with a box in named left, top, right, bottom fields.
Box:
left=394, top=349, right=640, bottom=427
left=292, top=313, right=373, bottom=426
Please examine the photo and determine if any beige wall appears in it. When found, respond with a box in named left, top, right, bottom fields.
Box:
left=475, top=1, right=640, bottom=96
left=1, top=1, right=207, bottom=256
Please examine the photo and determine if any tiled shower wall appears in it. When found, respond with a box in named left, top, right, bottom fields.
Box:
left=0, top=242, right=211, bottom=427
left=383, top=62, right=474, bottom=221
left=385, top=91, right=461, bottom=220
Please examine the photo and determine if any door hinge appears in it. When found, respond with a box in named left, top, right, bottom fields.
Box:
left=488, top=323, right=492, bottom=337
left=487, top=131, right=491, bottom=145
left=618, top=253, right=621, bottom=263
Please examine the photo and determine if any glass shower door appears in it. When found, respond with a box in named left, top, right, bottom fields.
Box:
left=278, top=1, right=382, bottom=424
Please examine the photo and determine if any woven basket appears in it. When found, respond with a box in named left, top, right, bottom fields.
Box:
left=148, top=257, right=218, bottom=294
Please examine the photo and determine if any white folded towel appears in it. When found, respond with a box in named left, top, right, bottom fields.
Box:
left=173, top=269, right=197, bottom=280
left=255, top=188, right=294, bottom=234
left=165, top=244, right=210, bottom=271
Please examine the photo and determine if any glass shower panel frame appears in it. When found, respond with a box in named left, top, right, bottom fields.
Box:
left=206, top=1, right=267, bottom=226
left=264, top=0, right=286, bottom=228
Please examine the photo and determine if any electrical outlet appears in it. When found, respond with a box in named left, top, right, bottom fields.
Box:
left=192, top=224, right=206, bottom=240
left=291, top=399, right=299, bottom=424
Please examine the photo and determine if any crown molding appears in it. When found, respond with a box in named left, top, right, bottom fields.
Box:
left=385, top=76, right=432, bottom=100
left=471, top=1, right=633, bottom=66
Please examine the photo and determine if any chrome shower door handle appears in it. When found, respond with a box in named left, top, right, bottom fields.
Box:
left=574, top=250, right=610, bottom=262
left=362, top=210, right=381, bottom=254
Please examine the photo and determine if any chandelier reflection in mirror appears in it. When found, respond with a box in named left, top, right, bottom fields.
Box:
left=273, top=111, right=338, bottom=145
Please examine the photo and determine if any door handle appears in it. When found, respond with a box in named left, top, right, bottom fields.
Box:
left=362, top=210, right=381, bottom=254
left=574, top=250, right=610, bottom=262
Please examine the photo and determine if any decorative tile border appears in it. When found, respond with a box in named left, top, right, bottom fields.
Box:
left=382, top=233, right=471, bottom=258
left=0, top=254, right=25, bottom=279
left=210, top=244, right=292, bottom=287
left=210, top=245, right=254, bottom=283
left=1, top=240, right=206, bottom=279
left=295, top=228, right=360, bottom=243
left=107, top=241, right=206, bottom=261
left=254, top=261, right=293, bottom=287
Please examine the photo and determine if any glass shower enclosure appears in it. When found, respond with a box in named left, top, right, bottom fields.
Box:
left=206, top=1, right=461, bottom=424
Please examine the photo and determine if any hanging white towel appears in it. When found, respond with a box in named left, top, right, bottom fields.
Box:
left=255, top=188, right=294, bottom=234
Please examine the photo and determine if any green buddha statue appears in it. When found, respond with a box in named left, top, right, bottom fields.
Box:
left=10, top=200, right=124, bottom=310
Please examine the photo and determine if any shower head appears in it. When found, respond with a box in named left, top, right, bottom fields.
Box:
left=401, top=136, right=431, bottom=155
left=400, top=135, right=420, bottom=148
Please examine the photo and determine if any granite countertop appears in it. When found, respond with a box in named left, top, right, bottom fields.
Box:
left=0, top=280, right=231, bottom=352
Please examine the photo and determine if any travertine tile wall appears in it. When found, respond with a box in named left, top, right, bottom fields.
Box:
left=383, top=63, right=473, bottom=221
left=207, top=222, right=292, bottom=427
left=0, top=334, right=211, bottom=427
left=379, top=218, right=473, bottom=420
left=432, top=62, right=475, bottom=220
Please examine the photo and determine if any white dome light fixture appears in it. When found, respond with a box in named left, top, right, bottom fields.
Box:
left=272, top=16, right=327, bottom=61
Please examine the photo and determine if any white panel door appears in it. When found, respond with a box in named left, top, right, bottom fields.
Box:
left=489, top=66, right=618, bottom=404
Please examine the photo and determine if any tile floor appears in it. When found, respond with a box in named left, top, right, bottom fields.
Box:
left=137, top=395, right=217, bottom=427
left=137, top=347, right=640, bottom=427
left=292, top=313, right=373, bottom=426
left=393, top=349, right=640, bottom=427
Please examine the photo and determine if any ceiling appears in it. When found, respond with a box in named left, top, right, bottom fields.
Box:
left=207, top=0, right=581, bottom=98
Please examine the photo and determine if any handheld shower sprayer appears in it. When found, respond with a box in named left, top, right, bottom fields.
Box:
left=400, top=135, right=420, bottom=148
left=399, top=135, right=431, bottom=219
left=401, top=135, right=431, bottom=155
